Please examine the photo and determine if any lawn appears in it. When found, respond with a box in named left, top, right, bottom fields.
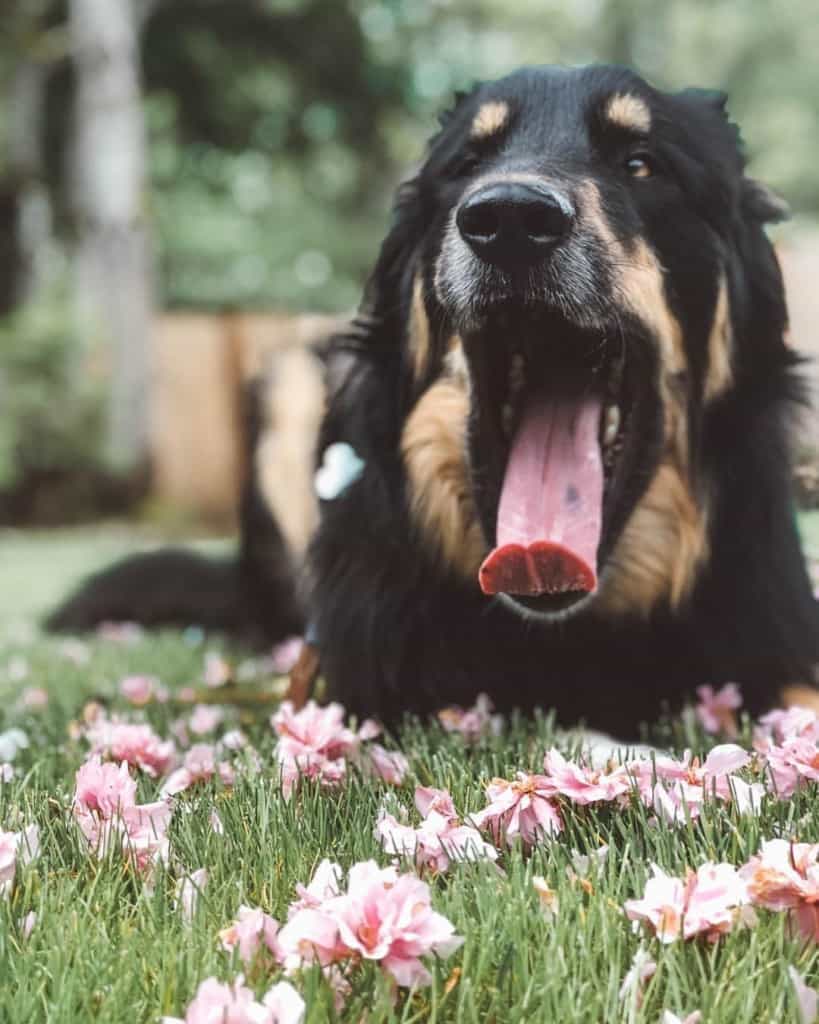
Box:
left=0, top=521, right=818, bottom=1023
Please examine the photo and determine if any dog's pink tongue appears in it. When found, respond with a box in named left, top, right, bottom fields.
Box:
left=479, top=393, right=603, bottom=596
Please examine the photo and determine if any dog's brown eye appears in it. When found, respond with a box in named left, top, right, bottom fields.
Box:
left=626, top=154, right=653, bottom=178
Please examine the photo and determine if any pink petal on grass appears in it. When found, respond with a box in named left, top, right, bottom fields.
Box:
left=790, top=965, right=819, bottom=1024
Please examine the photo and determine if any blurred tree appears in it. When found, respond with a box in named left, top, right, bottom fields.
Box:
left=69, top=0, right=153, bottom=473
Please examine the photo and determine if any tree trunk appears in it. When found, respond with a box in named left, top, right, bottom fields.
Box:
left=68, top=0, right=153, bottom=473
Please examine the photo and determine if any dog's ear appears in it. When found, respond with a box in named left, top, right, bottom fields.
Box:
left=355, top=174, right=425, bottom=350
left=742, top=178, right=791, bottom=225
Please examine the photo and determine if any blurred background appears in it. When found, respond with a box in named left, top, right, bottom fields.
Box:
left=0, top=0, right=817, bottom=610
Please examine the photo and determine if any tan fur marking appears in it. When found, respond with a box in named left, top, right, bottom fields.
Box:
left=256, top=346, right=324, bottom=557
left=781, top=685, right=819, bottom=714
left=605, top=94, right=651, bottom=133
left=471, top=101, right=510, bottom=139
left=704, top=276, right=733, bottom=402
left=598, top=463, right=709, bottom=615
left=401, top=379, right=485, bottom=580
left=410, top=274, right=431, bottom=382
left=575, top=182, right=707, bottom=614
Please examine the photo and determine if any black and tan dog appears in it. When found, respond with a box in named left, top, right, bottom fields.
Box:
left=51, top=65, right=819, bottom=734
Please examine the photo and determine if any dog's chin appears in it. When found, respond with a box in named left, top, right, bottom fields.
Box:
left=448, top=299, right=661, bottom=625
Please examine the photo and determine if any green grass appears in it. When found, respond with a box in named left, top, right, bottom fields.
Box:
left=0, top=523, right=818, bottom=1023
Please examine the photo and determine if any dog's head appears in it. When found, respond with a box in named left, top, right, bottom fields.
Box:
left=359, top=65, right=789, bottom=622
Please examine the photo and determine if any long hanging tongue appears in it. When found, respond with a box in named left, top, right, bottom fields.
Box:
left=479, top=392, right=604, bottom=597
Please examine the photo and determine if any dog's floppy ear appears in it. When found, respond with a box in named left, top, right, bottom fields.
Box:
left=742, top=178, right=791, bottom=225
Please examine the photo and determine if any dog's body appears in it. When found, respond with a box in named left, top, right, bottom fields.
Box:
left=51, top=65, right=819, bottom=732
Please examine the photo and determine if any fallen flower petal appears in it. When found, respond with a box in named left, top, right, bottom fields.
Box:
left=471, top=772, right=562, bottom=848
left=789, top=965, right=819, bottom=1024
left=367, top=744, right=409, bottom=785
left=0, top=823, right=39, bottom=898
left=619, top=947, right=656, bottom=1006
left=175, top=868, right=208, bottom=924
left=220, top=905, right=281, bottom=965
left=262, top=981, right=305, bottom=1024
left=695, top=683, right=742, bottom=737
left=532, top=876, right=559, bottom=919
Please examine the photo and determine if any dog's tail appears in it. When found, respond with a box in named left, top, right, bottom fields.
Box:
left=46, top=379, right=306, bottom=645
left=45, top=548, right=245, bottom=634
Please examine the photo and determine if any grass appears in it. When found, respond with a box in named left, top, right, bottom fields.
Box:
left=0, top=521, right=818, bottom=1023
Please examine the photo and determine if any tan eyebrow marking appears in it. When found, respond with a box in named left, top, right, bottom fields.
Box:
left=604, top=94, right=652, bottom=133
left=471, top=100, right=510, bottom=139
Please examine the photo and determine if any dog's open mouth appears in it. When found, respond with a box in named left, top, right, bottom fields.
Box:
left=464, top=310, right=642, bottom=617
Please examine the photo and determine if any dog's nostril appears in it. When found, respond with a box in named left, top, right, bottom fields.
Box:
left=456, top=181, right=574, bottom=266
left=523, top=201, right=570, bottom=242
left=457, top=202, right=499, bottom=242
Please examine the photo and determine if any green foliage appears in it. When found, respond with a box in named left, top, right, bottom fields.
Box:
left=0, top=288, right=106, bottom=493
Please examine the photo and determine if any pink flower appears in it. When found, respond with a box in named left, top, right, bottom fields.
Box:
left=759, top=736, right=819, bottom=798
left=376, top=803, right=497, bottom=875
left=755, top=706, right=819, bottom=747
left=619, top=947, right=656, bottom=1007
left=203, top=652, right=232, bottom=688
left=21, top=910, right=37, bottom=939
left=289, top=859, right=343, bottom=916
left=367, top=744, right=409, bottom=786
left=271, top=701, right=380, bottom=798
left=73, top=757, right=171, bottom=878
left=162, top=975, right=304, bottom=1024
left=272, top=701, right=358, bottom=763
left=330, top=861, right=462, bottom=987
left=661, top=1013, right=702, bottom=1024
left=624, top=865, right=687, bottom=943
left=631, top=745, right=752, bottom=823
left=74, top=757, right=137, bottom=818
left=0, top=823, right=39, bottom=897
left=543, top=748, right=631, bottom=804
left=695, top=683, right=742, bottom=736
left=414, top=787, right=458, bottom=820
left=437, top=693, right=502, bottom=742
left=625, top=861, right=749, bottom=943
left=175, top=868, right=208, bottom=924
left=220, top=905, right=281, bottom=964
left=261, top=981, right=305, bottom=1024
left=0, top=764, right=13, bottom=783
left=20, top=687, right=48, bottom=710
left=189, top=704, right=225, bottom=736
left=86, top=717, right=176, bottom=778
left=161, top=743, right=235, bottom=797
left=740, top=839, right=819, bottom=941
left=270, top=637, right=304, bottom=675
left=789, top=966, right=818, bottom=1024
left=470, top=772, right=562, bottom=848
left=98, top=621, right=143, bottom=644
left=119, top=675, right=157, bottom=706
left=279, top=860, right=461, bottom=988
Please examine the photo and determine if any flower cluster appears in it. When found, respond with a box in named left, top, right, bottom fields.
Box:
left=219, top=858, right=462, bottom=992
left=271, top=701, right=407, bottom=797
left=376, top=786, right=497, bottom=874
left=73, top=757, right=171, bottom=880
left=162, top=976, right=304, bottom=1024
left=437, top=693, right=503, bottom=743
left=625, top=861, right=752, bottom=943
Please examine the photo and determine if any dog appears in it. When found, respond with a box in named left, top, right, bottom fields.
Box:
left=50, top=64, right=819, bottom=735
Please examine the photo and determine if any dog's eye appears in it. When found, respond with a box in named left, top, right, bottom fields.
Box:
left=625, top=153, right=653, bottom=179
left=449, top=151, right=482, bottom=179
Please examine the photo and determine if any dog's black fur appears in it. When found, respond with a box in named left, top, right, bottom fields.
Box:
left=50, top=65, right=819, bottom=734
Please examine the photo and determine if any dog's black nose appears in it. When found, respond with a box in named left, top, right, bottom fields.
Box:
left=456, top=182, right=574, bottom=266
